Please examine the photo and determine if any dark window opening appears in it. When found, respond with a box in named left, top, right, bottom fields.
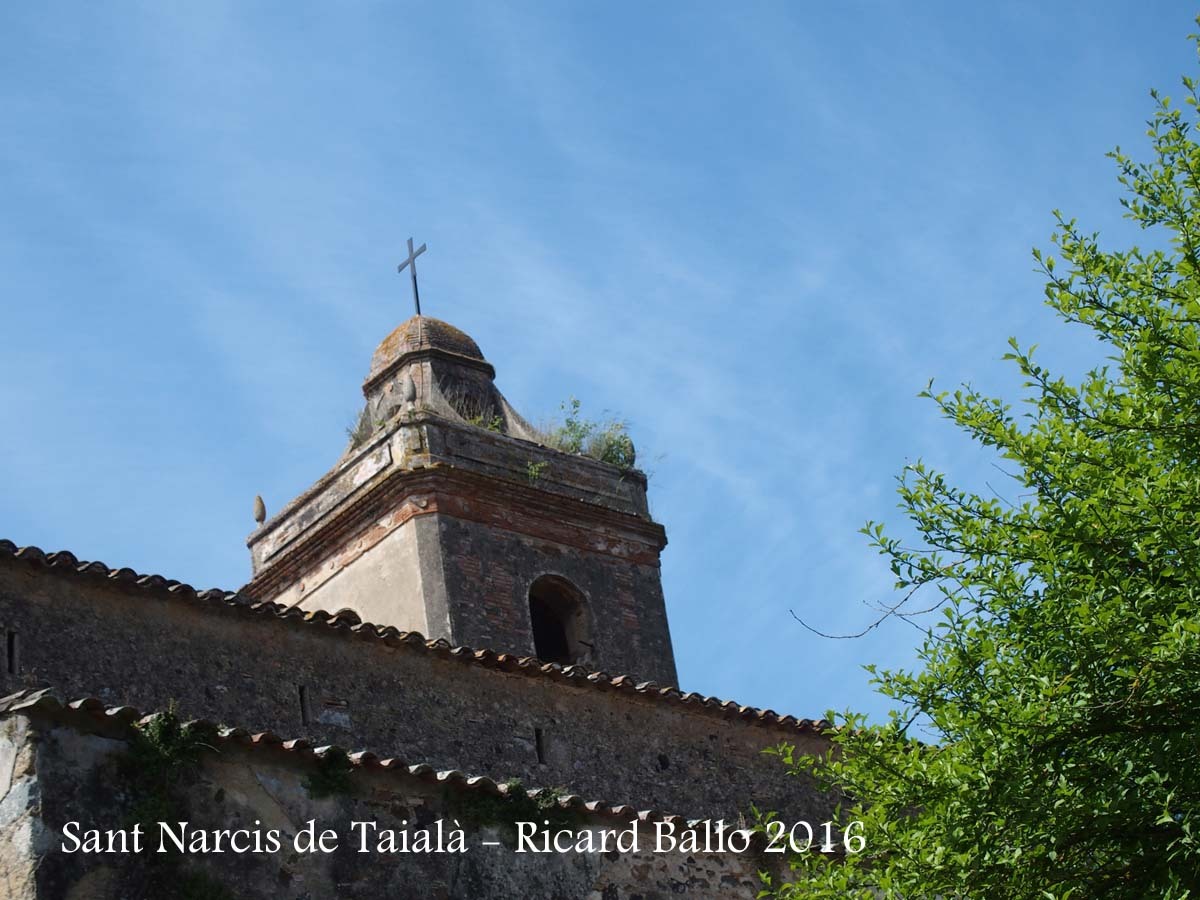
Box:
left=530, top=595, right=571, bottom=663
left=298, top=685, right=310, bottom=726
left=6, top=631, right=17, bottom=675
left=528, top=575, right=590, bottom=665
left=534, top=727, right=546, bottom=765
left=657, top=753, right=671, bottom=771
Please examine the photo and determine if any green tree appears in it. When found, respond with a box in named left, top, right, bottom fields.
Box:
left=772, top=37, right=1200, bottom=900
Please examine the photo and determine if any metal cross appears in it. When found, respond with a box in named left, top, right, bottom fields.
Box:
left=397, top=237, right=427, bottom=316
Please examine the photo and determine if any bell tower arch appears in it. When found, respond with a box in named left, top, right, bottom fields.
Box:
left=528, top=574, right=592, bottom=666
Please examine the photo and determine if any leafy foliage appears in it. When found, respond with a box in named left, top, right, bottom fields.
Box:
left=302, top=748, right=355, bottom=799
left=122, top=708, right=215, bottom=831
left=448, top=779, right=577, bottom=843
left=116, top=709, right=238, bottom=898
left=467, top=412, right=505, bottom=432
left=773, top=36, right=1200, bottom=900
left=535, top=398, right=636, bottom=470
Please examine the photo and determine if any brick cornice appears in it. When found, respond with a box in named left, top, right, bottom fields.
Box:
left=242, top=464, right=666, bottom=602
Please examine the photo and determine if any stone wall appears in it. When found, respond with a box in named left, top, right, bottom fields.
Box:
left=434, top=514, right=675, bottom=682
left=0, top=553, right=831, bottom=826
left=0, top=704, right=787, bottom=899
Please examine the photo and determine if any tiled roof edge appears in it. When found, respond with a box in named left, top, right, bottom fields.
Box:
left=0, top=539, right=830, bottom=734
left=0, top=688, right=707, bottom=827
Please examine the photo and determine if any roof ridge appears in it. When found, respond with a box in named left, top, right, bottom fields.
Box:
left=0, top=688, right=704, bottom=827
left=0, top=538, right=829, bottom=734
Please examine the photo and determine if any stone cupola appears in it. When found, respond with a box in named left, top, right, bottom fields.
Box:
left=361, top=315, right=540, bottom=443
left=243, top=312, right=677, bottom=686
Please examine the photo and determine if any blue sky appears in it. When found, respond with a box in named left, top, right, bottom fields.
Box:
left=0, top=3, right=1193, bottom=724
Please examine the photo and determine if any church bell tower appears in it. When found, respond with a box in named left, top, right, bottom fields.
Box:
left=243, top=244, right=676, bottom=686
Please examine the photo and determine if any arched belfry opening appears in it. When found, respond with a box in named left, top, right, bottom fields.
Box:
left=528, top=575, right=590, bottom=665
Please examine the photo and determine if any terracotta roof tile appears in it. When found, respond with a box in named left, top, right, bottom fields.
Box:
left=0, top=539, right=829, bottom=734
left=368, top=315, right=486, bottom=380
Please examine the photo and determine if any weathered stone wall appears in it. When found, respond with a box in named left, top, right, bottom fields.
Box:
left=280, top=518, right=433, bottom=635
left=263, top=478, right=675, bottom=685
left=0, top=717, right=39, bottom=899
left=0, top=556, right=830, bottom=826
left=0, top=708, right=785, bottom=899
left=436, top=515, right=675, bottom=681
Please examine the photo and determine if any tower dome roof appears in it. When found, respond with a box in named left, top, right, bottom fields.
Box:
left=368, top=315, right=485, bottom=379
